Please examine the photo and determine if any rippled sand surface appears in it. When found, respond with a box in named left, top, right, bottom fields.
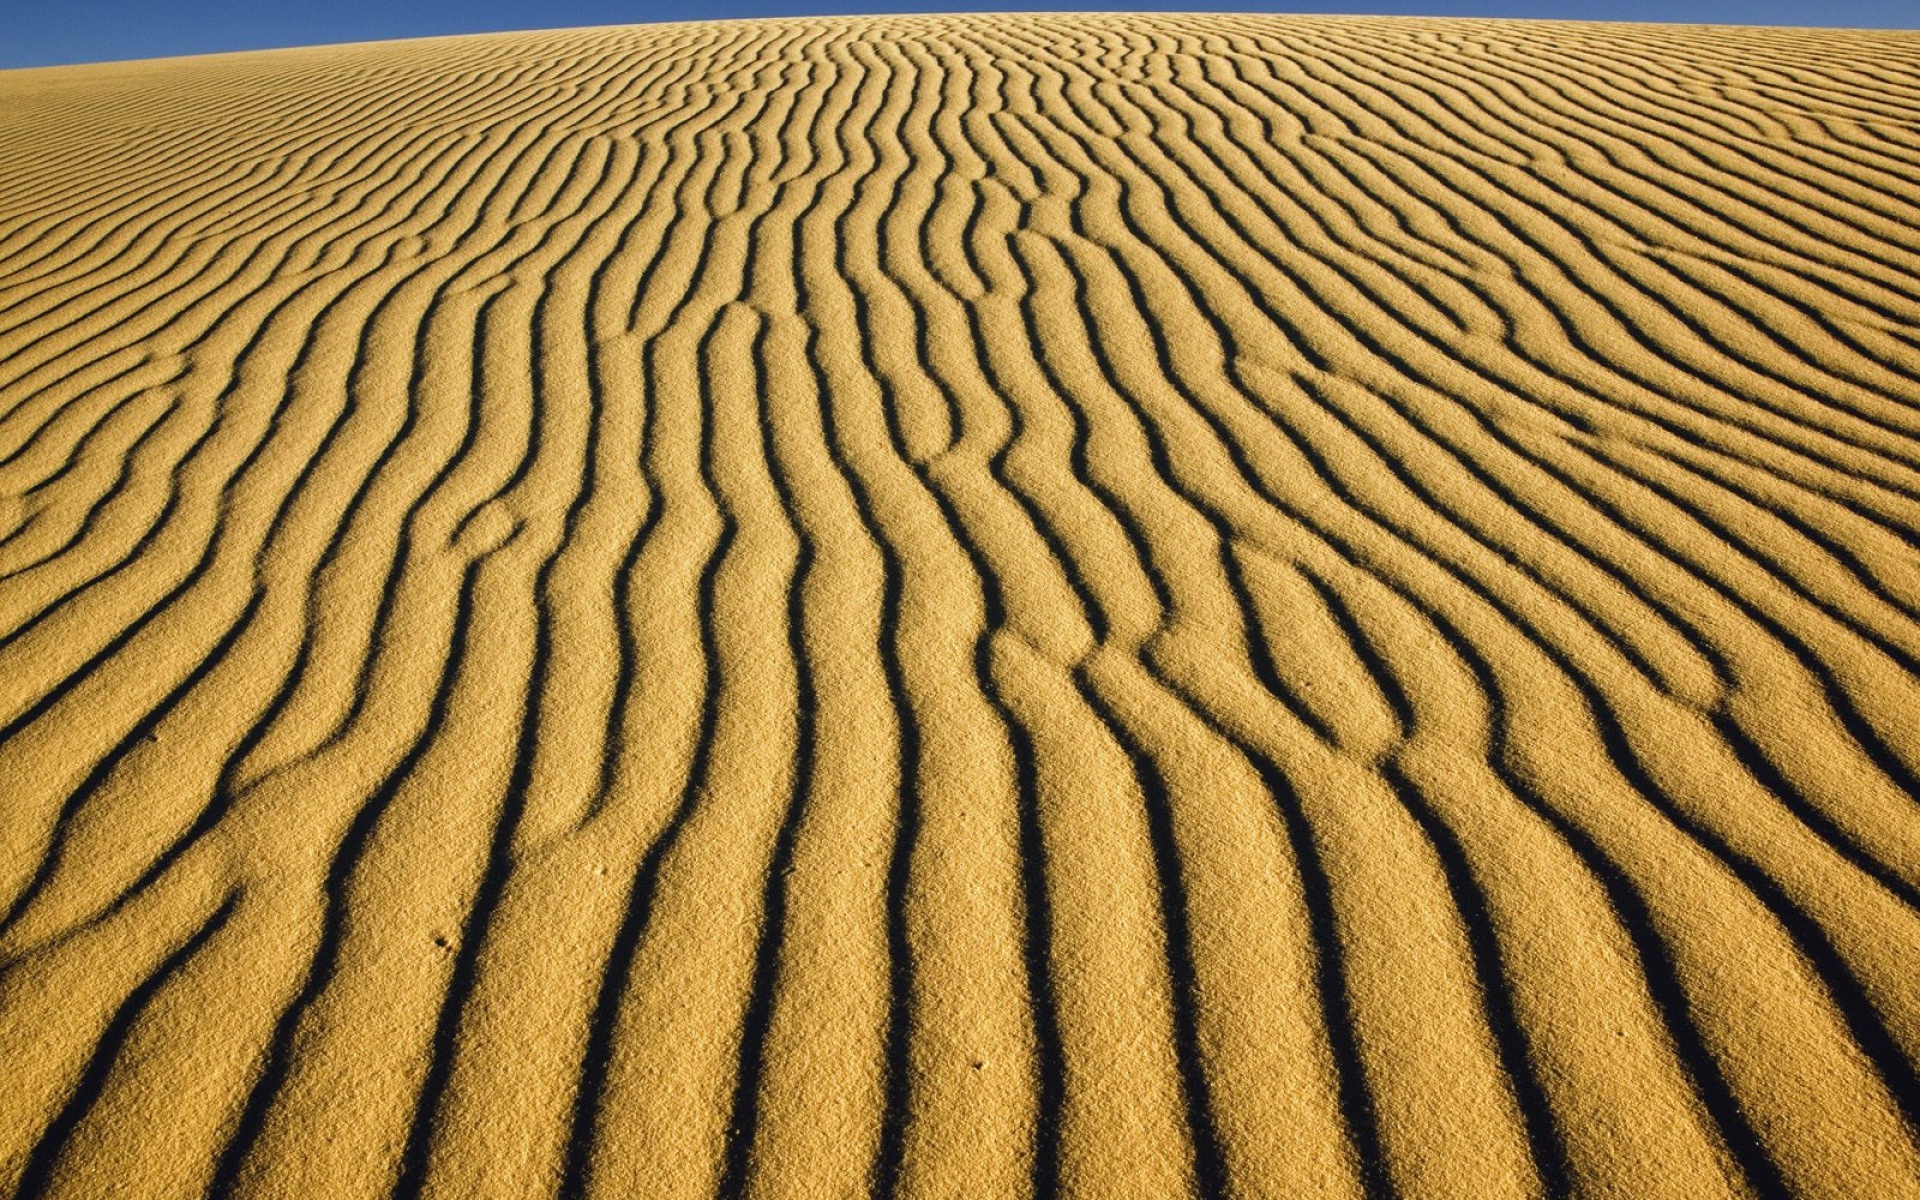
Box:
left=3, top=14, right=1919, bottom=1198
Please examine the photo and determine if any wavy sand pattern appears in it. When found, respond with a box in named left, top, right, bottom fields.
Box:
left=2, top=13, right=1920, bottom=1197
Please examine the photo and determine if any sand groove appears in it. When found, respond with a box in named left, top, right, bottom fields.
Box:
left=2, top=14, right=1919, bottom=1198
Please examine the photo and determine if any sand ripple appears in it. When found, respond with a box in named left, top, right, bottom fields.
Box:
left=2, top=15, right=1918, bottom=1198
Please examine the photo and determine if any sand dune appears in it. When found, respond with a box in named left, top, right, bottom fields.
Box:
left=2, top=12, right=1919, bottom=1197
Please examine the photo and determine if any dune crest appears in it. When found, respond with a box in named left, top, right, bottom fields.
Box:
left=3, top=13, right=1920, bottom=1197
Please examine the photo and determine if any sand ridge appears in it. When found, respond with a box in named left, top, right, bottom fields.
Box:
left=1, top=12, right=1919, bottom=1198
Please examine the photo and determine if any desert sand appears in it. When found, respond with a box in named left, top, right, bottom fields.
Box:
left=1, top=12, right=1918, bottom=1198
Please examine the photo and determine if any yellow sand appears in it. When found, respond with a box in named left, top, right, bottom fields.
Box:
left=2, top=13, right=1919, bottom=1198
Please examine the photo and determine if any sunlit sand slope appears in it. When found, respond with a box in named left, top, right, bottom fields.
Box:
left=3, top=13, right=1920, bottom=1198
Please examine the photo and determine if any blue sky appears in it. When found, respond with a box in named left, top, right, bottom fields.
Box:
left=4, top=0, right=1914, bottom=70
